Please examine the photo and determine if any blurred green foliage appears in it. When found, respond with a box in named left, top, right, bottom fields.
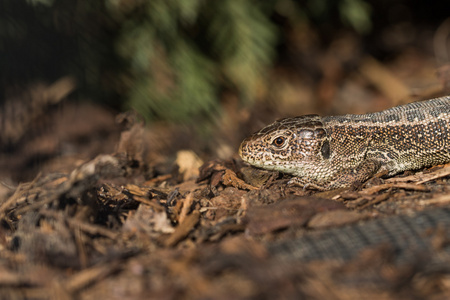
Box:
left=108, top=0, right=278, bottom=122
left=305, top=0, right=371, bottom=34
left=3, top=0, right=373, bottom=123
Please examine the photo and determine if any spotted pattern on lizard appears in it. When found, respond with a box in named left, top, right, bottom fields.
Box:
left=239, top=96, right=450, bottom=190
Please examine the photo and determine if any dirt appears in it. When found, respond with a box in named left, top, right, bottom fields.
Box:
left=1, top=95, right=450, bottom=300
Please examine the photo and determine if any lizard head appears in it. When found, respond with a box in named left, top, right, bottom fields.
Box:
left=239, top=115, right=330, bottom=176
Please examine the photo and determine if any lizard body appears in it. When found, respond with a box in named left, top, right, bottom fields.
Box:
left=239, top=96, right=450, bottom=190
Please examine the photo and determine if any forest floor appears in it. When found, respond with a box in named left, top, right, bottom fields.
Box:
left=1, top=43, right=450, bottom=299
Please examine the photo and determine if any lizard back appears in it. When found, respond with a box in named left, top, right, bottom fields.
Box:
left=323, top=96, right=450, bottom=175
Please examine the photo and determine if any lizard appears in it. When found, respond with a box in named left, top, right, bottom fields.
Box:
left=239, top=96, right=450, bottom=190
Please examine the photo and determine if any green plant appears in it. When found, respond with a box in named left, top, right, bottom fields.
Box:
left=108, top=0, right=278, bottom=122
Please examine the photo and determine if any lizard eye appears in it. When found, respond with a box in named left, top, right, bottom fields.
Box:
left=272, top=136, right=286, bottom=147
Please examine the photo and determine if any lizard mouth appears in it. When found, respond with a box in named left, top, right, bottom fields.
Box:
left=238, top=142, right=244, bottom=158
left=238, top=138, right=254, bottom=161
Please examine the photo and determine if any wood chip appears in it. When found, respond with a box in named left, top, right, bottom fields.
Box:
left=245, top=197, right=345, bottom=235
left=417, top=193, right=450, bottom=206
left=357, top=192, right=391, bottom=210
left=308, top=210, right=368, bottom=229
left=175, top=150, right=203, bottom=181
left=222, top=169, right=258, bottom=190
left=385, top=164, right=450, bottom=184
left=178, top=192, right=194, bottom=225
left=40, top=210, right=119, bottom=240
left=164, top=211, right=200, bottom=247
left=360, top=182, right=429, bottom=195
left=63, top=262, right=121, bottom=293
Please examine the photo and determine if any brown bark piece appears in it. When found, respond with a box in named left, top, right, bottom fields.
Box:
left=164, top=211, right=200, bottom=247
left=222, top=169, right=258, bottom=190
left=308, top=210, right=369, bottom=229
left=245, top=197, right=345, bottom=235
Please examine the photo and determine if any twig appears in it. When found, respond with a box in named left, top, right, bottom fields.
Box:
left=178, top=192, right=194, bottom=225
left=40, top=210, right=118, bottom=240
left=360, top=182, right=429, bottom=195
left=164, top=211, right=200, bottom=247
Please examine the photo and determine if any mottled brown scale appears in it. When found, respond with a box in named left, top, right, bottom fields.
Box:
left=239, top=96, right=450, bottom=190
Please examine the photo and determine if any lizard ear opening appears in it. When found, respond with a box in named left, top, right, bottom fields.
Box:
left=321, top=140, right=330, bottom=159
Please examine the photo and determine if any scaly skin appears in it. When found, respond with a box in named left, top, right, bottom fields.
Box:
left=239, top=96, right=450, bottom=190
